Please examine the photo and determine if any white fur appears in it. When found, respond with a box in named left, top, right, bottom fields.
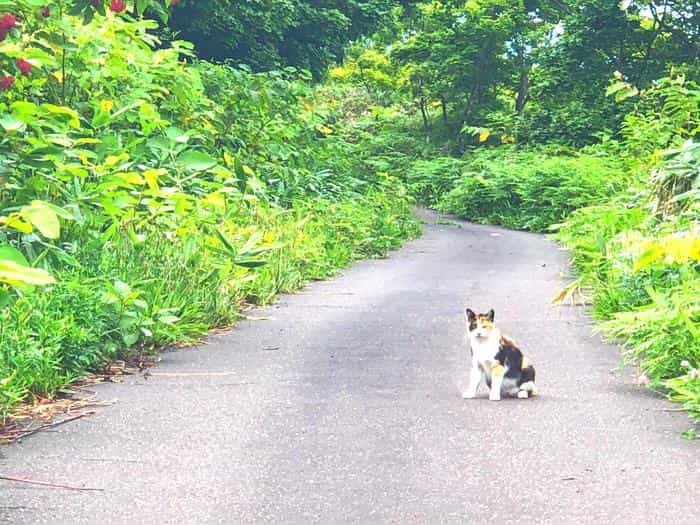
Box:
left=464, top=320, right=505, bottom=401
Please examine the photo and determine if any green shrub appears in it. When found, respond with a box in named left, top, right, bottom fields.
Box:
left=0, top=3, right=421, bottom=417
left=438, top=149, right=629, bottom=231
left=405, top=157, right=464, bottom=206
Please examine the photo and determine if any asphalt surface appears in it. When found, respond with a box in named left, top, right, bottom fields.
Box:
left=1, top=211, right=698, bottom=524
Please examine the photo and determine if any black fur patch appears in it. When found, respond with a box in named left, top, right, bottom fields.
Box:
left=495, top=337, right=535, bottom=388
left=465, top=308, right=477, bottom=331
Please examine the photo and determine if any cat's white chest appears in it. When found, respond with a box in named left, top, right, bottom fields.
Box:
left=468, top=335, right=499, bottom=364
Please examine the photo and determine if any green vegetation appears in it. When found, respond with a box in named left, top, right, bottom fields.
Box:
left=168, top=0, right=407, bottom=75
left=0, top=1, right=418, bottom=416
left=1, top=0, right=698, bottom=433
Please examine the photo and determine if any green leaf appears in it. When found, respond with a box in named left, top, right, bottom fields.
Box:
left=41, top=104, right=81, bottom=129
left=0, top=214, right=33, bottom=233
left=91, top=111, right=110, bottom=128
left=0, top=115, right=26, bottom=132
left=136, top=0, right=148, bottom=15
left=42, top=202, right=75, bottom=220
left=214, top=228, right=237, bottom=255
left=177, top=151, right=218, bottom=172
left=238, top=231, right=264, bottom=257
left=0, top=259, right=55, bottom=286
left=114, top=280, right=132, bottom=297
left=165, top=126, right=189, bottom=143
left=234, top=259, right=268, bottom=268
left=21, top=201, right=61, bottom=239
left=0, top=245, right=29, bottom=267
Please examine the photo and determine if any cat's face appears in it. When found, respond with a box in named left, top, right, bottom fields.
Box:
left=465, top=308, right=495, bottom=339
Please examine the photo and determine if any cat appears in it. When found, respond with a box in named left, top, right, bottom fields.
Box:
left=462, top=308, right=537, bottom=401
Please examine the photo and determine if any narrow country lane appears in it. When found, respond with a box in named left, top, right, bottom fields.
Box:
left=2, top=211, right=698, bottom=524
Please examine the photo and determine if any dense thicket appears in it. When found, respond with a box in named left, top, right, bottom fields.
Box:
left=168, top=0, right=415, bottom=75
left=384, top=0, right=700, bottom=146
left=0, top=1, right=418, bottom=416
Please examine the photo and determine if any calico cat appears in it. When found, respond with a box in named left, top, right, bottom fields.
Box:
left=462, top=308, right=537, bottom=401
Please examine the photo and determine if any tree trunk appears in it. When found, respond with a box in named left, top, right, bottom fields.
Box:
left=439, top=95, right=448, bottom=126
left=419, top=96, right=430, bottom=131
left=515, top=70, right=529, bottom=114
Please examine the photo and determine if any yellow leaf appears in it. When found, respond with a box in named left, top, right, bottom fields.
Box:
left=690, top=239, right=700, bottom=261
left=223, top=150, right=234, bottom=167
left=52, top=70, right=63, bottom=82
left=143, top=168, right=165, bottom=190
left=478, top=130, right=490, bottom=143
left=0, top=213, right=33, bottom=233
left=100, top=100, right=114, bottom=112
left=242, top=165, right=255, bottom=177
left=317, top=125, right=333, bottom=136
left=203, top=192, right=226, bottom=209
left=663, top=237, right=697, bottom=264
left=21, top=201, right=60, bottom=239
left=105, top=155, right=121, bottom=167
left=633, top=244, right=664, bottom=271
left=117, top=172, right=145, bottom=185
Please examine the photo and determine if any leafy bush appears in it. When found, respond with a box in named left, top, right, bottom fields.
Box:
left=438, top=149, right=629, bottom=231
left=0, top=3, right=420, bottom=417
left=405, top=157, right=464, bottom=206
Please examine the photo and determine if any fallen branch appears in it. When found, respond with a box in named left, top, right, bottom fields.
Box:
left=0, top=475, right=103, bottom=492
left=2, top=410, right=97, bottom=444
left=15, top=411, right=96, bottom=440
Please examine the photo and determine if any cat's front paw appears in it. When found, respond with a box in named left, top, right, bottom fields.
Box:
left=489, top=393, right=501, bottom=401
left=462, top=391, right=476, bottom=399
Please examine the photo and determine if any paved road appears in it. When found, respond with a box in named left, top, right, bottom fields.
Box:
left=2, top=212, right=698, bottom=524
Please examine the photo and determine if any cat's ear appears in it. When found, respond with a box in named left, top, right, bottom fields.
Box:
left=487, top=309, right=495, bottom=322
left=465, top=308, right=476, bottom=322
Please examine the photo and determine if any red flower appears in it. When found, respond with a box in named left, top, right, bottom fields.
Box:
left=40, top=5, right=51, bottom=18
left=16, top=58, right=33, bottom=76
left=0, top=76, right=15, bottom=91
left=0, top=13, right=15, bottom=41
left=0, top=13, right=17, bottom=30
left=109, top=0, right=126, bottom=13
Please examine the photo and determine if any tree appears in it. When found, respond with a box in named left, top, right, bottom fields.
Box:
left=168, top=0, right=411, bottom=75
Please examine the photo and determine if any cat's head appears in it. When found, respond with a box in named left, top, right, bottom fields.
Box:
left=465, top=308, right=496, bottom=339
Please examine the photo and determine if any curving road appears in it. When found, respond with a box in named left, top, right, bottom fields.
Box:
left=2, top=211, right=698, bottom=524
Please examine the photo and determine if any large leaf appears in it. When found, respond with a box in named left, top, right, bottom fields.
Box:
left=177, top=151, right=218, bottom=172
left=21, top=201, right=61, bottom=239
left=41, top=104, right=81, bottom=129
left=0, top=259, right=55, bottom=286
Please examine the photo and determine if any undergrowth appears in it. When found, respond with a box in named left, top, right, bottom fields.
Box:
left=0, top=4, right=420, bottom=418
